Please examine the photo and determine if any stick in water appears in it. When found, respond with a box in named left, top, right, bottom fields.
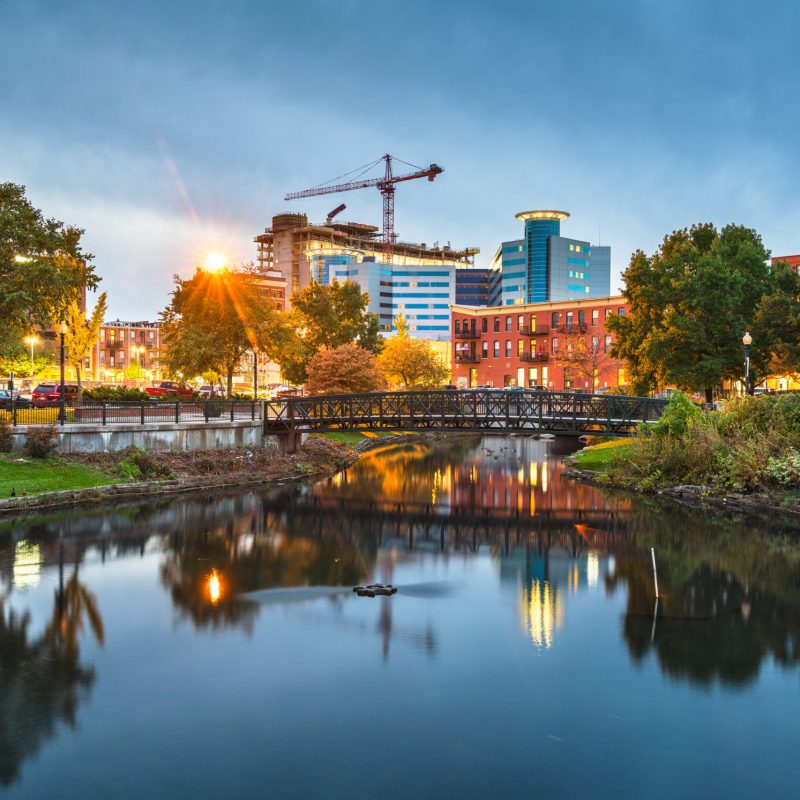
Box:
left=651, top=547, right=659, bottom=598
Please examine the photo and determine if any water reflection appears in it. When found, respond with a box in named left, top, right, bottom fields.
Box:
left=2, top=435, right=800, bottom=792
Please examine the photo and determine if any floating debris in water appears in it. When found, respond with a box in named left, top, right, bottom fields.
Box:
left=353, top=583, right=398, bottom=597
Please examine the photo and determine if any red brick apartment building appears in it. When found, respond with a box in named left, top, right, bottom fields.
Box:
left=451, top=296, right=628, bottom=391
left=774, top=254, right=800, bottom=272
left=92, top=321, right=163, bottom=382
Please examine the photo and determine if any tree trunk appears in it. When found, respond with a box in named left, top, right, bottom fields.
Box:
left=705, top=387, right=713, bottom=403
left=227, top=366, right=234, bottom=399
left=75, top=362, right=82, bottom=402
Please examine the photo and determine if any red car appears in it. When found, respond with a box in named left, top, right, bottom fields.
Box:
left=145, top=381, right=195, bottom=398
left=31, top=384, right=80, bottom=407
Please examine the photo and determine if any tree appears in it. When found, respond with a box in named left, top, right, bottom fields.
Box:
left=607, top=223, right=772, bottom=401
left=551, top=327, right=617, bottom=391
left=60, top=292, right=107, bottom=398
left=377, top=314, right=449, bottom=389
left=306, top=344, right=385, bottom=395
left=160, top=268, right=278, bottom=397
left=0, top=183, right=98, bottom=354
left=0, top=348, right=52, bottom=379
left=271, top=280, right=382, bottom=384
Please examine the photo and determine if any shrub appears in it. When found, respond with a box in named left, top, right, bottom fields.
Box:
left=24, top=425, right=59, bottom=458
left=0, top=417, right=12, bottom=452
left=114, top=447, right=175, bottom=480
left=652, top=391, right=704, bottom=437
left=764, top=450, right=800, bottom=488
left=83, top=386, right=150, bottom=402
left=306, top=344, right=386, bottom=395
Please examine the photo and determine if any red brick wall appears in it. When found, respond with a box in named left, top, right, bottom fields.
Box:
left=451, top=300, right=628, bottom=391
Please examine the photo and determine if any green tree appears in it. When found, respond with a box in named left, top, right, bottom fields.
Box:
left=377, top=314, right=449, bottom=389
left=271, top=280, right=382, bottom=384
left=0, top=183, right=98, bottom=354
left=0, top=348, right=52, bottom=379
left=306, top=343, right=385, bottom=395
left=160, top=268, right=278, bottom=397
left=608, top=223, right=771, bottom=401
left=60, top=292, right=107, bottom=398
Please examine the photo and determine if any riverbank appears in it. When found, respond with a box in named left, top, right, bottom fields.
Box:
left=564, top=392, right=800, bottom=516
left=0, top=436, right=359, bottom=515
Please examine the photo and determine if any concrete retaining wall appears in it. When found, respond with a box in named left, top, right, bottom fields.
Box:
left=10, top=420, right=264, bottom=453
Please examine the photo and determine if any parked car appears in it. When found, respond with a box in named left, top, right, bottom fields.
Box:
left=145, top=381, right=194, bottom=398
left=0, top=388, right=32, bottom=410
left=31, top=384, right=80, bottom=407
left=198, top=384, right=225, bottom=399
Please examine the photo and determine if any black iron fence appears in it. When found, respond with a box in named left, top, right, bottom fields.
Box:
left=2, top=400, right=261, bottom=427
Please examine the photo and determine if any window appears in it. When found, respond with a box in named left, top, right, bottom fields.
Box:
left=455, top=320, right=461, bottom=334
left=528, top=368, right=538, bottom=386
left=592, top=335, right=599, bottom=351
left=604, top=308, right=612, bottom=318
left=505, top=316, right=512, bottom=332
left=99, top=351, right=105, bottom=365
left=592, top=309, right=599, bottom=326
left=482, top=317, right=488, bottom=333
left=530, top=315, right=536, bottom=332
left=517, top=315, right=524, bottom=331
left=505, top=340, right=512, bottom=357
left=551, top=312, right=559, bottom=328
left=493, top=341, right=500, bottom=358
left=566, top=312, right=573, bottom=328
left=578, top=310, right=585, bottom=326
left=517, top=340, right=524, bottom=357
left=604, top=335, right=612, bottom=353
left=618, top=307, right=626, bottom=316
left=494, top=317, right=500, bottom=333
left=551, top=337, right=559, bottom=354
left=618, top=367, right=626, bottom=385
left=482, top=341, right=488, bottom=358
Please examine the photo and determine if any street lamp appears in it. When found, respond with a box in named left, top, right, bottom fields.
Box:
left=57, top=322, right=68, bottom=424
left=743, top=331, right=752, bottom=396
left=24, top=335, right=39, bottom=377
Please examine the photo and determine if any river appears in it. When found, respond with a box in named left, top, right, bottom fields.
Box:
left=1, top=434, right=799, bottom=799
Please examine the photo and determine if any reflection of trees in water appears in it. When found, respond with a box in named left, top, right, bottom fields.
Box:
left=160, top=521, right=370, bottom=633
left=0, top=556, right=103, bottom=787
left=609, top=502, right=800, bottom=687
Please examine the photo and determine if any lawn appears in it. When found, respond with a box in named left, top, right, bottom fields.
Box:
left=572, top=438, right=632, bottom=472
left=312, top=431, right=410, bottom=447
left=0, top=454, right=118, bottom=499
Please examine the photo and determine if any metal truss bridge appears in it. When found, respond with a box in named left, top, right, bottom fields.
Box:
left=264, top=390, right=666, bottom=447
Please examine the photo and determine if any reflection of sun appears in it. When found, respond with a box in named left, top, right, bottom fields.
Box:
left=207, top=569, right=222, bottom=604
left=204, top=251, right=227, bottom=273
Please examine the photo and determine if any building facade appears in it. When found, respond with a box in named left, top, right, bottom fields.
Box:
left=773, top=254, right=800, bottom=272
left=451, top=296, right=627, bottom=391
left=491, top=210, right=611, bottom=306
left=92, top=321, right=163, bottom=383
left=455, top=267, right=491, bottom=307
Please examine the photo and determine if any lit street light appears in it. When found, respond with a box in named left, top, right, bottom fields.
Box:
left=57, top=322, right=68, bottom=424
left=24, top=335, right=39, bottom=377
left=743, top=331, right=752, bottom=396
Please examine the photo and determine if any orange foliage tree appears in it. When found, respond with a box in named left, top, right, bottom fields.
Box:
left=306, top=344, right=386, bottom=395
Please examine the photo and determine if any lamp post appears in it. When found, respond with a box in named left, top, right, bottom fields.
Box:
left=253, top=351, right=258, bottom=399
left=743, top=331, right=752, bottom=396
left=24, top=335, right=39, bottom=377
left=57, top=322, right=68, bottom=424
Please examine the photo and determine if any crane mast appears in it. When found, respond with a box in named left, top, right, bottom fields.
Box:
left=284, top=154, right=443, bottom=263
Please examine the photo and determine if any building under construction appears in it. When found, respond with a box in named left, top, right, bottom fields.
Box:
left=255, top=212, right=480, bottom=340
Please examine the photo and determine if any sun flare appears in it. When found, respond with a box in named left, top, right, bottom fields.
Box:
left=204, top=251, right=227, bottom=273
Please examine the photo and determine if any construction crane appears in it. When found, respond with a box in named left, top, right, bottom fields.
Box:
left=285, top=154, right=443, bottom=263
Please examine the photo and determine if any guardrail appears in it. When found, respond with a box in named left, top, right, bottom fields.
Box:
left=2, top=400, right=261, bottom=426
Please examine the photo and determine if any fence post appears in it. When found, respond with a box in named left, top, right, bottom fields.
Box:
left=230, top=401, right=235, bottom=422
left=204, top=401, right=209, bottom=423
left=12, top=402, right=16, bottom=427
left=175, top=401, right=180, bottom=424
left=140, top=401, right=145, bottom=425
left=102, top=402, right=107, bottom=426
left=251, top=401, right=255, bottom=421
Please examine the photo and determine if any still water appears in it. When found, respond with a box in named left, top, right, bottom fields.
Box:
left=2, top=435, right=799, bottom=799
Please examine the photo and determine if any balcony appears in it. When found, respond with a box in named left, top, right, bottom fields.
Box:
left=519, top=352, right=549, bottom=363
left=455, top=352, right=481, bottom=364
left=517, top=325, right=549, bottom=337
left=556, top=323, right=587, bottom=334
left=454, top=329, right=481, bottom=340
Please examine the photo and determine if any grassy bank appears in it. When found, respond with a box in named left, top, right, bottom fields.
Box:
left=0, top=454, right=120, bottom=498
left=572, top=392, right=800, bottom=504
left=312, top=431, right=412, bottom=447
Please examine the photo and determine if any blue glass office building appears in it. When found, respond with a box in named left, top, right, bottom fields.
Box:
left=494, top=210, right=611, bottom=305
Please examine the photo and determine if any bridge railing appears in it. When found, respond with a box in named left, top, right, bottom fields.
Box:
left=264, top=389, right=667, bottom=436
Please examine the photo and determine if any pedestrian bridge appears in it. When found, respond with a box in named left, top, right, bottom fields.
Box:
left=264, top=389, right=666, bottom=444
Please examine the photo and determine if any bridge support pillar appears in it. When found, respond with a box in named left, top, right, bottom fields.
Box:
left=277, top=430, right=304, bottom=456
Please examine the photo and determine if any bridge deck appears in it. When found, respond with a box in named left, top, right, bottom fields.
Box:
left=264, top=389, right=666, bottom=437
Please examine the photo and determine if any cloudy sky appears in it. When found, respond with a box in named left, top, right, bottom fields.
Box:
left=2, top=0, right=798, bottom=319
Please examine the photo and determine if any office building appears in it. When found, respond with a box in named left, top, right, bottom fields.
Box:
left=491, top=211, right=611, bottom=305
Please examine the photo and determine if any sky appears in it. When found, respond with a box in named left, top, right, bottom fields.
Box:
left=2, top=0, right=799, bottom=320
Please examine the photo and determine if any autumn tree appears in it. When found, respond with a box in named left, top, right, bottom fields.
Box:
left=608, top=223, right=771, bottom=401
left=0, top=183, right=98, bottom=355
left=377, top=314, right=449, bottom=389
left=271, top=280, right=382, bottom=385
left=160, top=268, right=278, bottom=397
left=551, top=327, right=616, bottom=391
left=305, top=344, right=385, bottom=395
left=59, top=292, right=107, bottom=398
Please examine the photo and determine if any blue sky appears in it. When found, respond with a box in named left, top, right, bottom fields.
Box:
left=2, top=0, right=798, bottom=319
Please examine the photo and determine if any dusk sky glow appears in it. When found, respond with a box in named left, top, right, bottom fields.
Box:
left=2, top=0, right=798, bottom=319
